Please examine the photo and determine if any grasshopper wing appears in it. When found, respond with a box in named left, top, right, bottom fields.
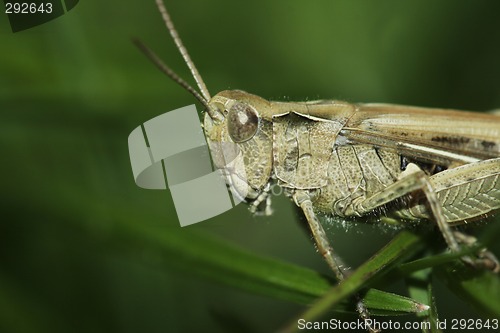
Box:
left=342, top=104, right=500, bottom=165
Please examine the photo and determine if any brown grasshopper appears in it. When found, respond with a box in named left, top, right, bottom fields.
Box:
left=135, top=0, right=500, bottom=327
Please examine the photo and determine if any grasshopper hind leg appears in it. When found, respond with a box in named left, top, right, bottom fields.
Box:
left=410, top=158, right=500, bottom=272
left=356, top=162, right=499, bottom=272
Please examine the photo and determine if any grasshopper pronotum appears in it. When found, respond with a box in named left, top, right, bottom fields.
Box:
left=136, top=0, right=500, bottom=328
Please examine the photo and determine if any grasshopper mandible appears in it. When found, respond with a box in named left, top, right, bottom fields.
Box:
left=135, top=0, right=500, bottom=323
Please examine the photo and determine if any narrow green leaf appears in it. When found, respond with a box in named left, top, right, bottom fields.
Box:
left=426, top=282, right=443, bottom=333
left=25, top=182, right=434, bottom=317
left=406, top=268, right=444, bottom=333
left=406, top=268, right=432, bottom=319
left=362, top=289, right=430, bottom=316
left=398, top=246, right=482, bottom=275
left=112, top=210, right=429, bottom=315
left=281, top=230, right=427, bottom=332
left=112, top=216, right=333, bottom=305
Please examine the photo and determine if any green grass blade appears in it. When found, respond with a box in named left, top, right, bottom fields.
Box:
left=426, top=282, right=443, bottom=333
left=281, top=230, right=427, bottom=332
left=406, top=268, right=442, bottom=333
left=361, top=289, right=430, bottom=316
left=397, top=246, right=481, bottom=275
left=100, top=205, right=430, bottom=315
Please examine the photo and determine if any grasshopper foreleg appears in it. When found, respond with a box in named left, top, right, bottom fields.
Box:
left=248, top=182, right=273, bottom=216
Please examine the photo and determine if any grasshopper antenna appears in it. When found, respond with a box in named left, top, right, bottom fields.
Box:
left=132, top=38, right=211, bottom=113
left=155, top=0, right=211, bottom=101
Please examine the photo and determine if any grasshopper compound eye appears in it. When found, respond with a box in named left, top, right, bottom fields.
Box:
left=227, top=104, right=259, bottom=142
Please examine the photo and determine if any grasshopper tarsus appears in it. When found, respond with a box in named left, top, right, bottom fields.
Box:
left=453, top=231, right=500, bottom=273
left=356, top=298, right=382, bottom=333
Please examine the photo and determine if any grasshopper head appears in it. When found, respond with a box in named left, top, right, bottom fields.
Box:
left=204, top=90, right=274, bottom=200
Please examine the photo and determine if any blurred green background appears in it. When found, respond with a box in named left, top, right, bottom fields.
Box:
left=1, top=1, right=500, bottom=332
